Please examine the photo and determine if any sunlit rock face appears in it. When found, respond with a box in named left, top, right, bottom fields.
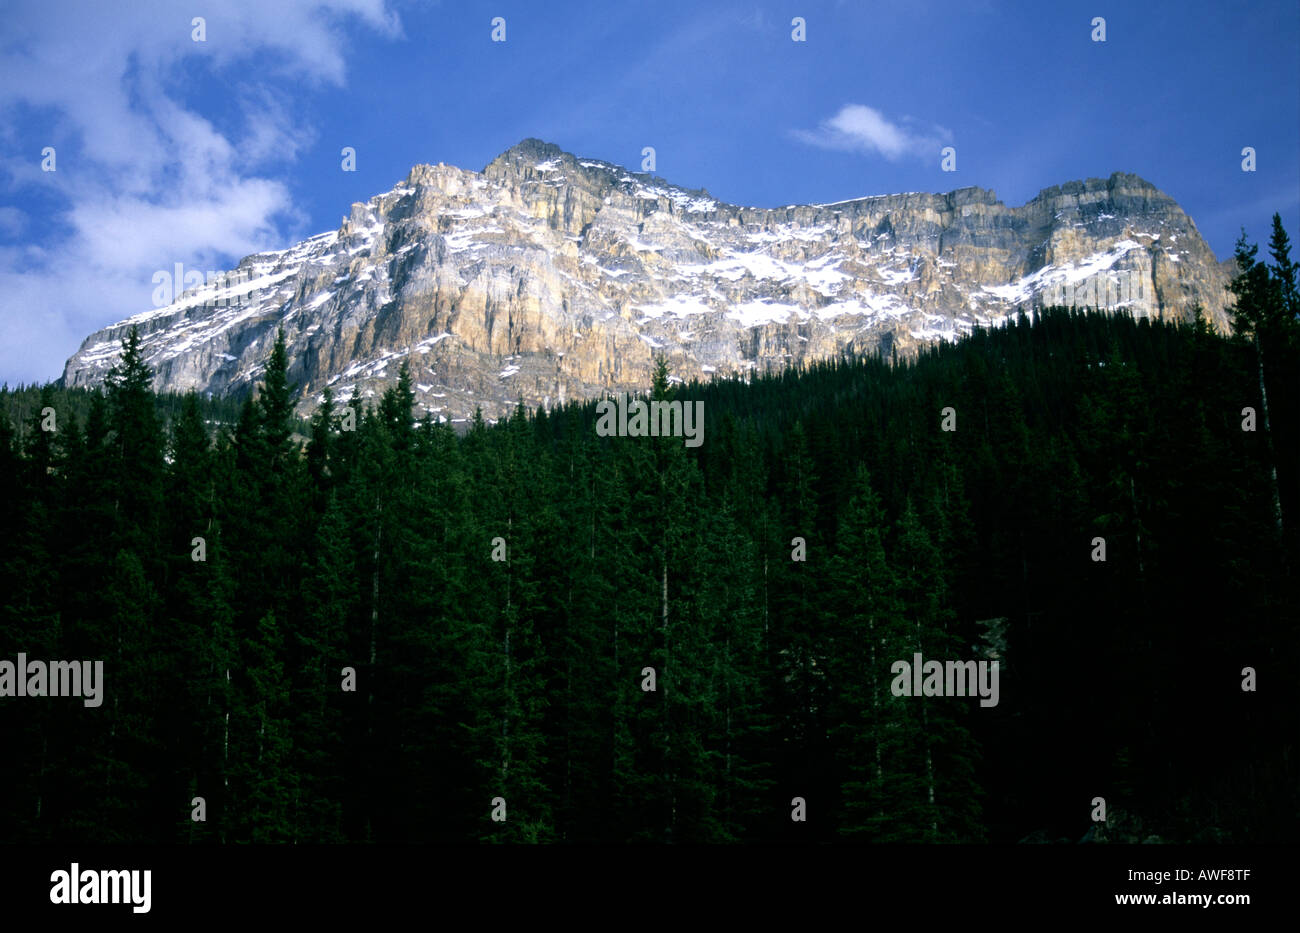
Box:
left=62, top=138, right=1232, bottom=421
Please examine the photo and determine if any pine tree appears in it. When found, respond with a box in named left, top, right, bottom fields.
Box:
left=103, top=327, right=165, bottom=565
left=84, top=549, right=162, bottom=842
left=230, top=611, right=296, bottom=843
left=1229, top=231, right=1286, bottom=540
left=893, top=502, right=984, bottom=841
left=770, top=420, right=836, bottom=839
left=1267, top=213, right=1299, bottom=323
left=306, top=385, right=336, bottom=503
left=293, top=494, right=352, bottom=842
left=697, top=486, right=773, bottom=840
left=825, top=464, right=905, bottom=839
left=542, top=423, right=619, bottom=842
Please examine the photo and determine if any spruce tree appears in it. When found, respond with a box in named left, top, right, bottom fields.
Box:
left=103, top=326, right=165, bottom=565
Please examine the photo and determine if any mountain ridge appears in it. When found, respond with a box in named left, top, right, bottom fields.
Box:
left=61, top=138, right=1234, bottom=420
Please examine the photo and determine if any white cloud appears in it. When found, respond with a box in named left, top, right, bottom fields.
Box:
left=793, top=103, right=952, bottom=162
left=0, top=0, right=401, bottom=385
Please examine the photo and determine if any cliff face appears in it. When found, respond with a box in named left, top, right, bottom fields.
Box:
left=62, top=138, right=1232, bottom=420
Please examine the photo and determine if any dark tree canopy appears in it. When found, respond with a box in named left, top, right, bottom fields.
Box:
left=0, top=274, right=1296, bottom=845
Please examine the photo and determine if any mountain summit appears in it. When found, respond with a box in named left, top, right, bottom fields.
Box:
left=61, top=139, right=1232, bottom=420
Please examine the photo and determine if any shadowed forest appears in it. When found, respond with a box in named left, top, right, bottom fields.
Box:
left=1, top=225, right=1296, bottom=845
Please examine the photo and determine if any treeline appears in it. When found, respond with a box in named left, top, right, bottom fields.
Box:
left=0, top=383, right=264, bottom=444
left=1, top=221, right=1296, bottom=845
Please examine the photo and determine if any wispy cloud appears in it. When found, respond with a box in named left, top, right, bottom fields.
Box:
left=792, top=103, right=952, bottom=162
left=0, top=0, right=401, bottom=384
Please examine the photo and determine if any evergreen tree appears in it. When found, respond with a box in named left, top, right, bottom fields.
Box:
left=825, top=464, right=905, bottom=840
left=1229, top=230, right=1287, bottom=540
left=229, top=611, right=295, bottom=842
left=103, top=327, right=165, bottom=564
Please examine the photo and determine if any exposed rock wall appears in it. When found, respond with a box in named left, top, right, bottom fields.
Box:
left=62, top=139, right=1232, bottom=421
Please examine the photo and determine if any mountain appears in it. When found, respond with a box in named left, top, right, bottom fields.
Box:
left=61, top=138, right=1234, bottom=420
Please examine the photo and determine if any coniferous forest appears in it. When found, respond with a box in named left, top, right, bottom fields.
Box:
left=1, top=225, right=1297, bottom=847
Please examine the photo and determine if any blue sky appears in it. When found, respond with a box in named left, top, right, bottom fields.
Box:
left=1, top=0, right=1297, bottom=385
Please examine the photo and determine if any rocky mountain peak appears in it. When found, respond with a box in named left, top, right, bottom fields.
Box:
left=61, top=140, right=1233, bottom=422
left=487, top=137, right=567, bottom=169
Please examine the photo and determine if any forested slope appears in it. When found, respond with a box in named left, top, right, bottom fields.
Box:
left=2, top=292, right=1295, bottom=844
